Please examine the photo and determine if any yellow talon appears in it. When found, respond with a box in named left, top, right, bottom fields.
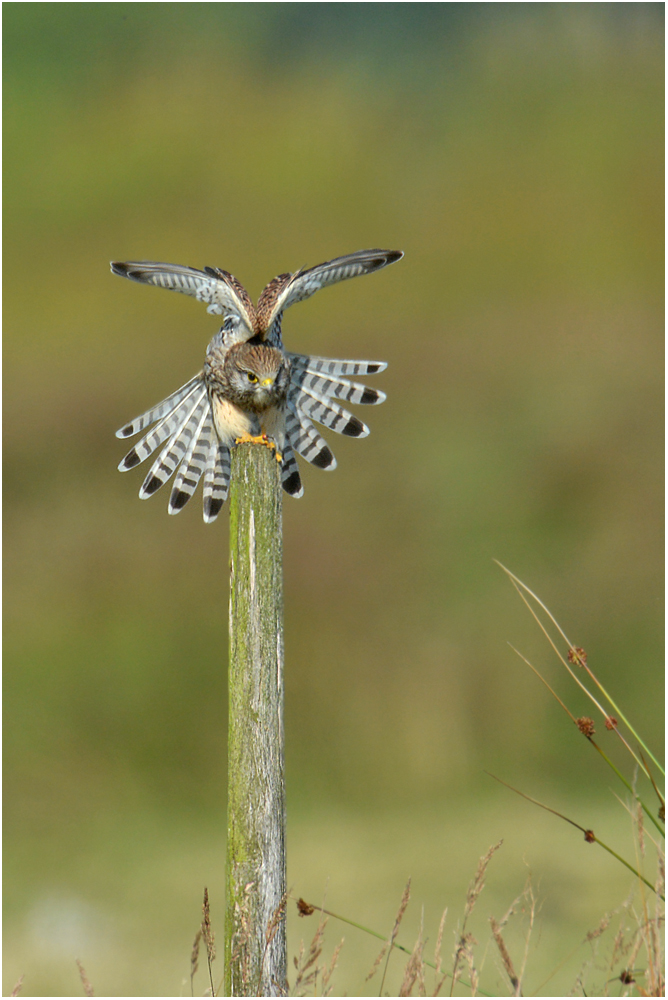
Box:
left=234, top=432, right=281, bottom=463
left=235, top=433, right=267, bottom=446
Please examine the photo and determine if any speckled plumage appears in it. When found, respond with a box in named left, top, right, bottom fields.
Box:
left=113, top=249, right=403, bottom=521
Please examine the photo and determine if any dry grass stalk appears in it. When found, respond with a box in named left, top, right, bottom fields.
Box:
left=76, top=959, right=94, bottom=997
left=489, top=917, right=519, bottom=996
left=624, top=922, right=646, bottom=991
left=516, top=881, right=536, bottom=989
left=463, top=936, right=480, bottom=998
left=610, top=921, right=626, bottom=971
left=292, top=914, right=327, bottom=996
left=399, top=909, right=426, bottom=997
left=200, top=887, right=216, bottom=996
left=586, top=912, right=611, bottom=944
left=637, top=801, right=646, bottom=858
left=320, top=938, right=344, bottom=997
left=431, top=907, right=449, bottom=996
left=450, top=842, right=502, bottom=996
left=649, top=845, right=666, bottom=995
left=257, top=893, right=289, bottom=996
left=366, top=877, right=411, bottom=990
left=638, top=852, right=665, bottom=999
left=572, top=899, right=630, bottom=998
left=10, top=976, right=24, bottom=997
left=202, top=887, right=216, bottom=962
left=451, top=933, right=478, bottom=998
left=190, top=928, right=202, bottom=996
left=230, top=881, right=254, bottom=994
left=571, top=862, right=665, bottom=999
left=266, top=893, right=289, bottom=948
left=491, top=878, right=536, bottom=994
left=628, top=812, right=664, bottom=998
left=464, top=842, right=503, bottom=924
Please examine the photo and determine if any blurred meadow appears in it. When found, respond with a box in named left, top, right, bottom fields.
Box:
left=3, top=4, right=664, bottom=996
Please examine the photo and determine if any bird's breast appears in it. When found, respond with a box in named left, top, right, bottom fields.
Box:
left=210, top=394, right=255, bottom=446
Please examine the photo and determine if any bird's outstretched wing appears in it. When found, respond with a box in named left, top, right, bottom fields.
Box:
left=283, top=352, right=387, bottom=475
left=256, top=249, right=403, bottom=335
left=116, top=373, right=234, bottom=522
left=110, top=261, right=257, bottom=341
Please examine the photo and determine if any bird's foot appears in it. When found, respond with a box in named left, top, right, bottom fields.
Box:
left=234, top=433, right=282, bottom=462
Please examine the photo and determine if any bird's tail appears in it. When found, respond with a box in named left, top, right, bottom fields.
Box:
left=115, top=354, right=386, bottom=519
left=284, top=352, right=387, bottom=472
left=117, top=374, right=232, bottom=522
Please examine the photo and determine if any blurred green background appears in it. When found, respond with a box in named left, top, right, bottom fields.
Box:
left=4, top=4, right=663, bottom=996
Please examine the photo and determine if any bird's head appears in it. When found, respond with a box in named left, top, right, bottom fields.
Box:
left=223, top=341, right=290, bottom=411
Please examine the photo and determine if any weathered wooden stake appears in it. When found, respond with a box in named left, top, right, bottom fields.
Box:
left=225, top=443, right=286, bottom=997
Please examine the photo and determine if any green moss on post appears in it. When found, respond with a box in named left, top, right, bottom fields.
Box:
left=225, top=443, right=286, bottom=997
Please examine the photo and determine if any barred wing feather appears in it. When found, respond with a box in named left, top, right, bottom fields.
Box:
left=138, top=392, right=208, bottom=499
left=257, top=249, right=403, bottom=331
left=292, top=382, right=370, bottom=438
left=111, top=261, right=256, bottom=339
left=289, top=362, right=386, bottom=407
left=116, top=373, right=203, bottom=439
left=285, top=401, right=337, bottom=470
left=168, top=405, right=212, bottom=514
left=202, top=443, right=231, bottom=523
left=118, top=379, right=206, bottom=472
left=287, top=354, right=387, bottom=378
left=280, top=440, right=304, bottom=497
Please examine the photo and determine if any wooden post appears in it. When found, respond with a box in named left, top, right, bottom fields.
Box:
left=225, top=443, right=286, bottom=997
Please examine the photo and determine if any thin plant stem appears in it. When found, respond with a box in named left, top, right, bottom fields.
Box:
left=292, top=896, right=495, bottom=998
left=486, top=772, right=661, bottom=898
left=508, top=644, right=664, bottom=837
left=496, top=561, right=664, bottom=777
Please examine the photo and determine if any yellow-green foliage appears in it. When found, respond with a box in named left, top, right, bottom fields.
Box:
left=4, top=6, right=663, bottom=996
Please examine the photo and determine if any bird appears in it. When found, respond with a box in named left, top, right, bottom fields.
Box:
left=113, top=248, right=403, bottom=522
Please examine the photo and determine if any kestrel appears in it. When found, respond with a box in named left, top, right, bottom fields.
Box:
left=113, top=249, right=403, bottom=522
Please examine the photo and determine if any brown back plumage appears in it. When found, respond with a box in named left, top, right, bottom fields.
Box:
left=256, top=273, right=293, bottom=334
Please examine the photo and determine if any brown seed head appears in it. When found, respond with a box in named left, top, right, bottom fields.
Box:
left=568, top=646, right=588, bottom=667
left=576, top=716, right=596, bottom=737
left=297, top=898, right=316, bottom=917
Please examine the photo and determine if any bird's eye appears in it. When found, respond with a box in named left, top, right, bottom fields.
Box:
left=246, top=372, right=258, bottom=384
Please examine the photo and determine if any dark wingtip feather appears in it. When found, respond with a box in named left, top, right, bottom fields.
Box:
left=169, top=489, right=191, bottom=512
left=357, top=249, right=404, bottom=270
left=120, top=447, right=141, bottom=470
left=282, top=471, right=303, bottom=496
left=312, top=447, right=335, bottom=469
left=342, top=416, right=365, bottom=437
left=203, top=497, right=224, bottom=521
left=141, top=474, right=163, bottom=496
left=110, top=261, right=131, bottom=277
